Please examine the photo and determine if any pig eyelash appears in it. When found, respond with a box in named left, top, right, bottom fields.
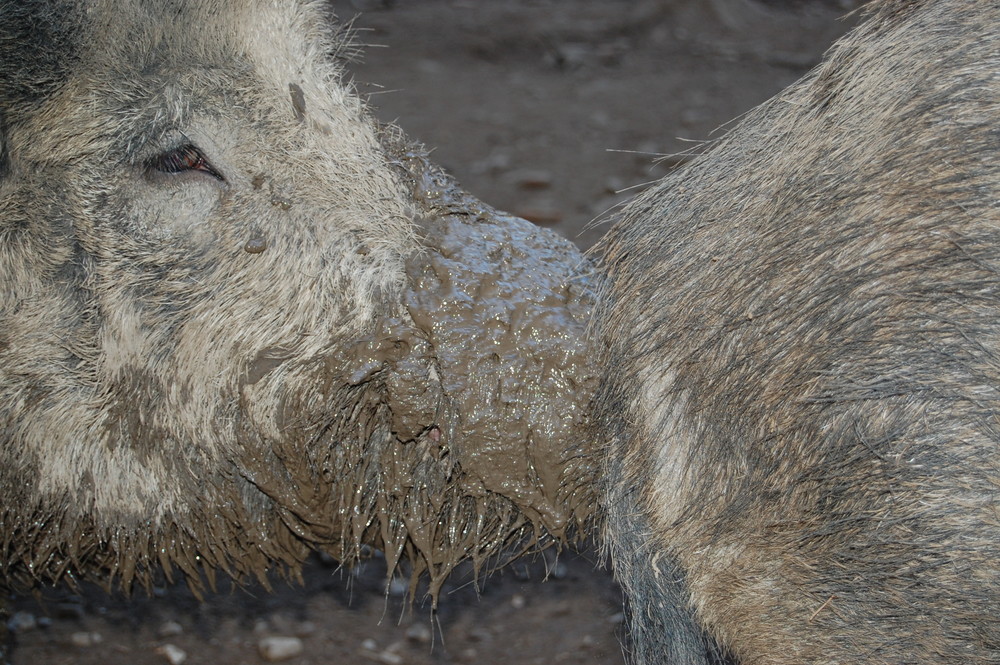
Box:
left=147, top=144, right=225, bottom=181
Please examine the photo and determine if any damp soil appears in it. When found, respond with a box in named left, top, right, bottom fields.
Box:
left=7, top=1, right=862, bottom=663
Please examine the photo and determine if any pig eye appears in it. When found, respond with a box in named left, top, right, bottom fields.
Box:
left=147, top=144, right=224, bottom=181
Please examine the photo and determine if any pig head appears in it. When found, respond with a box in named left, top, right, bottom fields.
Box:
left=0, top=0, right=597, bottom=597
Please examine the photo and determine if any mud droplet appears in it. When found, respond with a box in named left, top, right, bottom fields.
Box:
left=288, top=82, right=306, bottom=123
left=157, top=644, right=187, bottom=665
left=251, top=174, right=266, bottom=190
left=244, top=237, right=268, bottom=254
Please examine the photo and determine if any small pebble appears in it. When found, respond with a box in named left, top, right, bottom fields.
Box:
left=405, top=622, right=431, bottom=645
left=510, top=593, right=526, bottom=610
left=258, top=636, right=304, bottom=662
left=158, top=620, right=183, bottom=638
left=7, top=611, right=37, bottom=634
left=361, top=638, right=378, bottom=652
left=377, top=649, right=403, bottom=665
left=70, top=631, right=103, bottom=647
left=157, top=643, right=187, bottom=665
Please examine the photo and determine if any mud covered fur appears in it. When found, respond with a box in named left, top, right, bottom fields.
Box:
left=0, top=0, right=598, bottom=599
left=596, top=0, right=1000, bottom=663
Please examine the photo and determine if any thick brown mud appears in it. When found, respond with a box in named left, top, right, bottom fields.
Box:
left=399, top=146, right=598, bottom=536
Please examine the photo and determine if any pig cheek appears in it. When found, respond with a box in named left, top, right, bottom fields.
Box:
left=138, top=181, right=223, bottom=245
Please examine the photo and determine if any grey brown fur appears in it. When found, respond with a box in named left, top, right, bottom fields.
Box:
left=0, top=0, right=598, bottom=598
left=597, top=0, right=1000, bottom=662
left=6, top=0, right=999, bottom=663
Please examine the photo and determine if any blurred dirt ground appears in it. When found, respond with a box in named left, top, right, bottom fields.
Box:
left=7, top=1, right=861, bottom=663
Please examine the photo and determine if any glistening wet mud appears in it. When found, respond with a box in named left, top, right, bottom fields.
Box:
left=399, top=144, right=599, bottom=538
left=319, top=138, right=602, bottom=597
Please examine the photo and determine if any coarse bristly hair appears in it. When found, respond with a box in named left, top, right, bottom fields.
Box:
left=595, top=0, right=1000, bottom=663
left=0, top=0, right=471, bottom=595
